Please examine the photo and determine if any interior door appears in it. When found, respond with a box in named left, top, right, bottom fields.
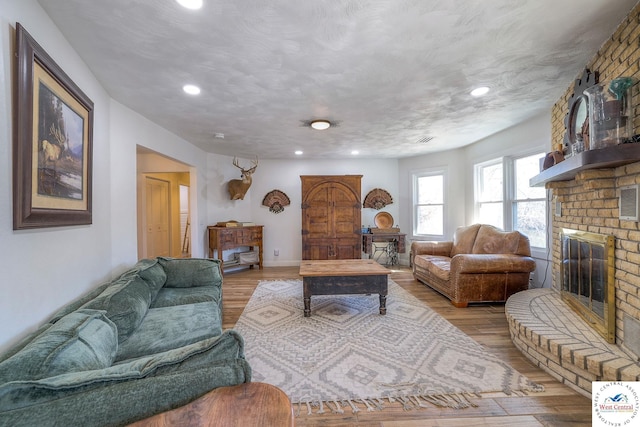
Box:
left=145, top=177, right=171, bottom=258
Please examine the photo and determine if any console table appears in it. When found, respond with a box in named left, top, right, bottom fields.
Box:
left=362, top=232, right=406, bottom=265
left=207, top=225, right=263, bottom=271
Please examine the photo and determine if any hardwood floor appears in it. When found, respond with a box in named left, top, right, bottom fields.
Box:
left=222, top=266, right=592, bottom=427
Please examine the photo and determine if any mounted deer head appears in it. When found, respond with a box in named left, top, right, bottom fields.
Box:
left=227, top=156, right=258, bottom=200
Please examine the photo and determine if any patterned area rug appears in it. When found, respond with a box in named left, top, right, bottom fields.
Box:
left=234, top=279, right=543, bottom=415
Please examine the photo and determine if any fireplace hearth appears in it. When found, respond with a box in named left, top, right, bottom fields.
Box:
left=560, top=228, right=615, bottom=343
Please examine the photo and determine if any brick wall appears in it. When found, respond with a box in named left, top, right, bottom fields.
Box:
left=549, top=2, right=640, bottom=358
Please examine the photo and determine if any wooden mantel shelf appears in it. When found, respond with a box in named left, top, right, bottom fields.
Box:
left=530, top=143, right=640, bottom=187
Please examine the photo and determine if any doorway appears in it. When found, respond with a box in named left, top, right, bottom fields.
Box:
left=136, top=147, right=193, bottom=260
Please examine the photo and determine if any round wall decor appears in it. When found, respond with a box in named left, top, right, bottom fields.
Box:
left=262, top=189, right=290, bottom=214
left=363, top=188, right=393, bottom=210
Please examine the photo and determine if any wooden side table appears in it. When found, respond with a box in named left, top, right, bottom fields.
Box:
left=128, top=382, right=294, bottom=427
left=207, top=225, right=264, bottom=271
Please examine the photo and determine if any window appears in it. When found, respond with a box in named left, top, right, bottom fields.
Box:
left=413, top=171, right=445, bottom=236
left=511, top=154, right=546, bottom=248
left=474, top=153, right=546, bottom=249
left=476, top=159, right=503, bottom=229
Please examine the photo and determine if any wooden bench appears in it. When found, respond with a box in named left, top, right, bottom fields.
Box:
left=129, top=382, right=294, bottom=427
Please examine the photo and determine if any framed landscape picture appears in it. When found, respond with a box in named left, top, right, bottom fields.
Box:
left=13, top=23, right=94, bottom=229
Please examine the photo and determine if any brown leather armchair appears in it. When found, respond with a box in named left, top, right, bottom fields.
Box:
left=411, top=224, right=536, bottom=307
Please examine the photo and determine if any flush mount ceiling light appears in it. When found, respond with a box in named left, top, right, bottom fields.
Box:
left=176, top=0, right=203, bottom=10
left=310, top=120, right=331, bottom=130
left=183, top=84, right=201, bottom=95
left=300, top=119, right=340, bottom=129
left=295, top=150, right=303, bottom=155
left=470, top=86, right=490, bottom=97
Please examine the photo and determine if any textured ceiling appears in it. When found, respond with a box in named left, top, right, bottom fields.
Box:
left=38, top=0, right=638, bottom=159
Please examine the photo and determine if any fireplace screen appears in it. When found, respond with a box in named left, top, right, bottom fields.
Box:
left=560, top=228, right=615, bottom=343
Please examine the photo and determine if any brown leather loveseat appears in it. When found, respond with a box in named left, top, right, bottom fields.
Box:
left=411, top=224, right=536, bottom=307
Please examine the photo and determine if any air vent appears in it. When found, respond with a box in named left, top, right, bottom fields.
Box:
left=417, top=136, right=435, bottom=144
left=620, top=184, right=639, bottom=221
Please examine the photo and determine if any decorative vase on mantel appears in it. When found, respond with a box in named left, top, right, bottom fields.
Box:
left=584, top=77, right=635, bottom=149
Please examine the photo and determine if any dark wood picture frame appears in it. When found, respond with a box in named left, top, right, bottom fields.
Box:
left=13, top=23, right=93, bottom=229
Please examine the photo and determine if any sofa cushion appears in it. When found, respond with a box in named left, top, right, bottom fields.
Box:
left=415, top=255, right=451, bottom=281
left=451, top=224, right=482, bottom=257
left=114, top=302, right=222, bottom=362
left=132, top=258, right=167, bottom=300
left=471, top=225, right=521, bottom=255
left=0, top=309, right=117, bottom=383
left=151, top=286, right=220, bottom=308
left=82, top=275, right=152, bottom=342
left=158, top=257, right=222, bottom=288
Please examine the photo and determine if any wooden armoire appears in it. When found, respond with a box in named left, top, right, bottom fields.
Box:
left=300, top=175, right=362, bottom=260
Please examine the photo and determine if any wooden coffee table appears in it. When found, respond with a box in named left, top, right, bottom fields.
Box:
left=298, top=259, right=391, bottom=317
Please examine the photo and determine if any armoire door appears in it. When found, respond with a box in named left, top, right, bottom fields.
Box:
left=301, top=175, right=362, bottom=260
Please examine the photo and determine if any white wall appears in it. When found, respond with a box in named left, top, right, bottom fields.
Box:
left=0, top=1, right=213, bottom=352
left=0, top=0, right=113, bottom=351
left=463, top=113, right=552, bottom=288
left=399, top=113, right=551, bottom=287
left=206, top=157, right=400, bottom=266
left=110, top=101, right=210, bottom=262
left=463, top=112, right=551, bottom=222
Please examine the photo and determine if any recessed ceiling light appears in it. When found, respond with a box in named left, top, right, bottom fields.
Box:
left=295, top=150, right=303, bottom=155
left=176, top=0, right=203, bottom=10
left=310, top=120, right=331, bottom=130
left=351, top=150, right=359, bottom=155
left=470, top=86, right=490, bottom=97
left=183, top=84, right=201, bottom=95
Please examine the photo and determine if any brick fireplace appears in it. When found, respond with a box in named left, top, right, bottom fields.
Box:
left=507, top=164, right=640, bottom=398
left=547, top=0, right=640, bottom=355
left=506, top=2, right=640, bottom=397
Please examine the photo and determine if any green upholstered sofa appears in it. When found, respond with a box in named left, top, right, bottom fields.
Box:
left=0, top=257, right=251, bottom=427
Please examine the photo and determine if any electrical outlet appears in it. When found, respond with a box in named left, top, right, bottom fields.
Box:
left=274, top=249, right=279, bottom=256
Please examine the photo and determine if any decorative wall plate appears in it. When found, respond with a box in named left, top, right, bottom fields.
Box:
left=374, top=211, right=394, bottom=229
left=262, top=189, right=290, bottom=213
left=363, top=188, right=393, bottom=209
